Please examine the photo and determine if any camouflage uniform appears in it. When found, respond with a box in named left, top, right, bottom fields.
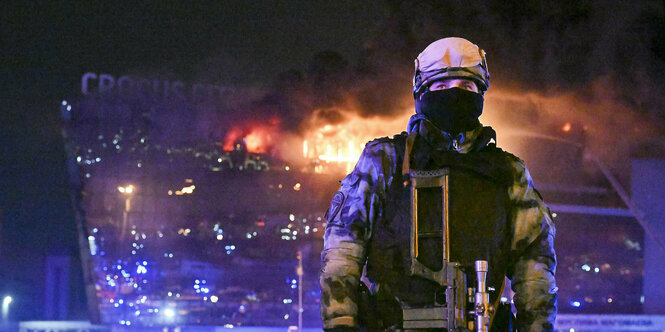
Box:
left=320, top=116, right=557, bottom=332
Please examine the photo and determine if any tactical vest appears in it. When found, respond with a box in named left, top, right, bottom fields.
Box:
left=364, top=132, right=517, bottom=327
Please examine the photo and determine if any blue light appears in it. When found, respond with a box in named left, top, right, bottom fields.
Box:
left=571, top=301, right=581, bottom=308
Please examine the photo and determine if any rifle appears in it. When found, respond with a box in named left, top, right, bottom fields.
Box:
left=401, top=168, right=494, bottom=331
left=356, top=165, right=516, bottom=331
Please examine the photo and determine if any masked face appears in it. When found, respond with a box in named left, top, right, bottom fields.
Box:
left=415, top=79, right=484, bottom=135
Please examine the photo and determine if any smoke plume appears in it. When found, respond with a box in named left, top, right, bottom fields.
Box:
left=102, top=1, right=665, bottom=177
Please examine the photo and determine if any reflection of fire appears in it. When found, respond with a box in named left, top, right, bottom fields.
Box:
left=302, top=110, right=412, bottom=172
left=222, top=122, right=278, bottom=154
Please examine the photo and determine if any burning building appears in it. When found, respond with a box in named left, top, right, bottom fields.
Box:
left=58, top=2, right=665, bottom=325
left=60, top=67, right=659, bottom=329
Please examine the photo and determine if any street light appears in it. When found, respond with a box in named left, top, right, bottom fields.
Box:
left=2, top=296, right=12, bottom=322
left=296, top=251, right=303, bottom=332
left=117, top=185, right=134, bottom=194
left=117, top=184, right=135, bottom=239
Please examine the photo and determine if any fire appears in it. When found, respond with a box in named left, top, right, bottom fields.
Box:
left=222, top=127, right=244, bottom=151
left=562, top=122, right=572, bottom=132
left=245, top=128, right=273, bottom=153
left=218, top=82, right=654, bottom=179
left=301, top=110, right=412, bottom=172
left=222, top=121, right=279, bottom=154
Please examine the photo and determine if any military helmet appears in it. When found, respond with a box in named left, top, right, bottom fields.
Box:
left=413, top=37, right=490, bottom=97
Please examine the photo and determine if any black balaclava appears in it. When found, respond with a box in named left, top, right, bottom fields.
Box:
left=415, top=87, right=484, bottom=135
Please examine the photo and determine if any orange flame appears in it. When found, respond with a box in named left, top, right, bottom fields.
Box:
left=300, top=109, right=412, bottom=173
left=244, top=127, right=273, bottom=153
left=562, top=122, right=572, bottom=132
left=222, top=119, right=280, bottom=154
left=222, top=127, right=244, bottom=151
left=286, top=83, right=653, bottom=178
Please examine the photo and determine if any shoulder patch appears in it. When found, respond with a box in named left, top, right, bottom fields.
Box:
left=326, top=191, right=346, bottom=222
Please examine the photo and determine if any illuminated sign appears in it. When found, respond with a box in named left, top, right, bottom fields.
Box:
left=555, top=314, right=665, bottom=331
left=81, top=72, right=232, bottom=102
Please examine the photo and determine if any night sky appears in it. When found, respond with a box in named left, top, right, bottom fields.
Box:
left=2, top=0, right=665, bottom=321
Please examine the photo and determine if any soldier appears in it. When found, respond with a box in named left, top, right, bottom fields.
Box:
left=319, top=37, right=557, bottom=332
